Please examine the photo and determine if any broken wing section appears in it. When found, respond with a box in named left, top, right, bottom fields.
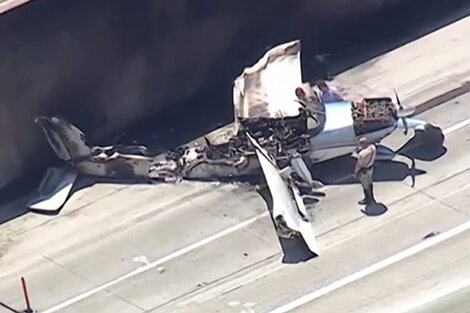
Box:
left=233, top=40, right=303, bottom=122
left=247, top=133, right=320, bottom=255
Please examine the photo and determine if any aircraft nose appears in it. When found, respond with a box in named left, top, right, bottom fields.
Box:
left=396, top=117, right=427, bottom=130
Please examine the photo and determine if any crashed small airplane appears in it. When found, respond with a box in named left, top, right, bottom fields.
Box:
left=29, top=40, right=444, bottom=257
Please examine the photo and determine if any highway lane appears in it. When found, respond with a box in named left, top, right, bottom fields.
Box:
left=407, top=285, right=470, bottom=313
left=284, top=214, right=470, bottom=313
left=0, top=93, right=469, bottom=313
left=239, top=94, right=470, bottom=313
left=111, top=93, right=470, bottom=313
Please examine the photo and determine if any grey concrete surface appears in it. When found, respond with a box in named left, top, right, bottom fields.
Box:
left=0, top=90, right=469, bottom=312
left=290, top=228, right=470, bottom=313
left=407, top=285, right=470, bottom=313
left=333, top=14, right=470, bottom=113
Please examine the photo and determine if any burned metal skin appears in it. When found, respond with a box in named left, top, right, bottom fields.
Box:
left=149, top=112, right=312, bottom=182
left=33, top=114, right=312, bottom=185
left=35, top=116, right=153, bottom=180
left=28, top=117, right=155, bottom=212
left=30, top=39, right=445, bottom=198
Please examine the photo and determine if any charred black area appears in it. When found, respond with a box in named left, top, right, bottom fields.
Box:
left=150, top=115, right=312, bottom=182
left=240, top=115, right=311, bottom=156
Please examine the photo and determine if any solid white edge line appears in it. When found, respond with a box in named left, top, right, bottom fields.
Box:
left=267, top=218, right=470, bottom=313
left=41, top=212, right=269, bottom=313
left=41, top=115, right=470, bottom=312
left=443, top=117, right=470, bottom=135
left=393, top=278, right=470, bottom=313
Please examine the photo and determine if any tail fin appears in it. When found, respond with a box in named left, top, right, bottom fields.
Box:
left=35, top=116, right=92, bottom=162
left=247, top=133, right=320, bottom=255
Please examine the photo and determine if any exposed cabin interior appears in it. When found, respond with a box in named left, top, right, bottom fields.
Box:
left=352, top=97, right=397, bottom=135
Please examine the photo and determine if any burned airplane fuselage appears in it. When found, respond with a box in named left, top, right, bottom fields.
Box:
left=35, top=97, right=444, bottom=185
left=35, top=39, right=444, bottom=185
left=33, top=39, right=446, bottom=201
left=30, top=39, right=446, bottom=260
left=149, top=111, right=313, bottom=182
left=149, top=96, right=444, bottom=183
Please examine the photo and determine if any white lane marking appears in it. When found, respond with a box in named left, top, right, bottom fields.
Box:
left=443, top=117, right=470, bottom=135
left=42, top=212, right=268, bottom=313
left=266, top=218, right=470, bottom=313
left=392, top=278, right=470, bottom=313
left=42, top=116, right=470, bottom=312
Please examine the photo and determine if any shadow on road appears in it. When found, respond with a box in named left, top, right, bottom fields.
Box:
left=27, top=175, right=156, bottom=216
left=361, top=203, right=388, bottom=217
left=312, top=155, right=427, bottom=186
left=399, top=144, right=448, bottom=162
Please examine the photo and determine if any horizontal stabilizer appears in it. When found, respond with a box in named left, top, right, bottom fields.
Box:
left=35, top=116, right=92, bottom=162
left=27, top=167, right=77, bottom=212
left=375, top=144, right=396, bottom=161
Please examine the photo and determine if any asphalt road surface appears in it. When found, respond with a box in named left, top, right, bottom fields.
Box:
left=407, top=285, right=470, bottom=313
left=0, top=88, right=469, bottom=313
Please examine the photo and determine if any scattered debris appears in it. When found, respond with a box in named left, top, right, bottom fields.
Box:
left=228, top=300, right=241, bottom=307
left=423, top=231, right=440, bottom=240
left=132, top=255, right=150, bottom=266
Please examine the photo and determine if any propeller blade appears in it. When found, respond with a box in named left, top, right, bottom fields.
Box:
left=394, top=88, right=403, bottom=110
left=410, top=157, right=416, bottom=188
left=402, top=117, right=408, bottom=135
